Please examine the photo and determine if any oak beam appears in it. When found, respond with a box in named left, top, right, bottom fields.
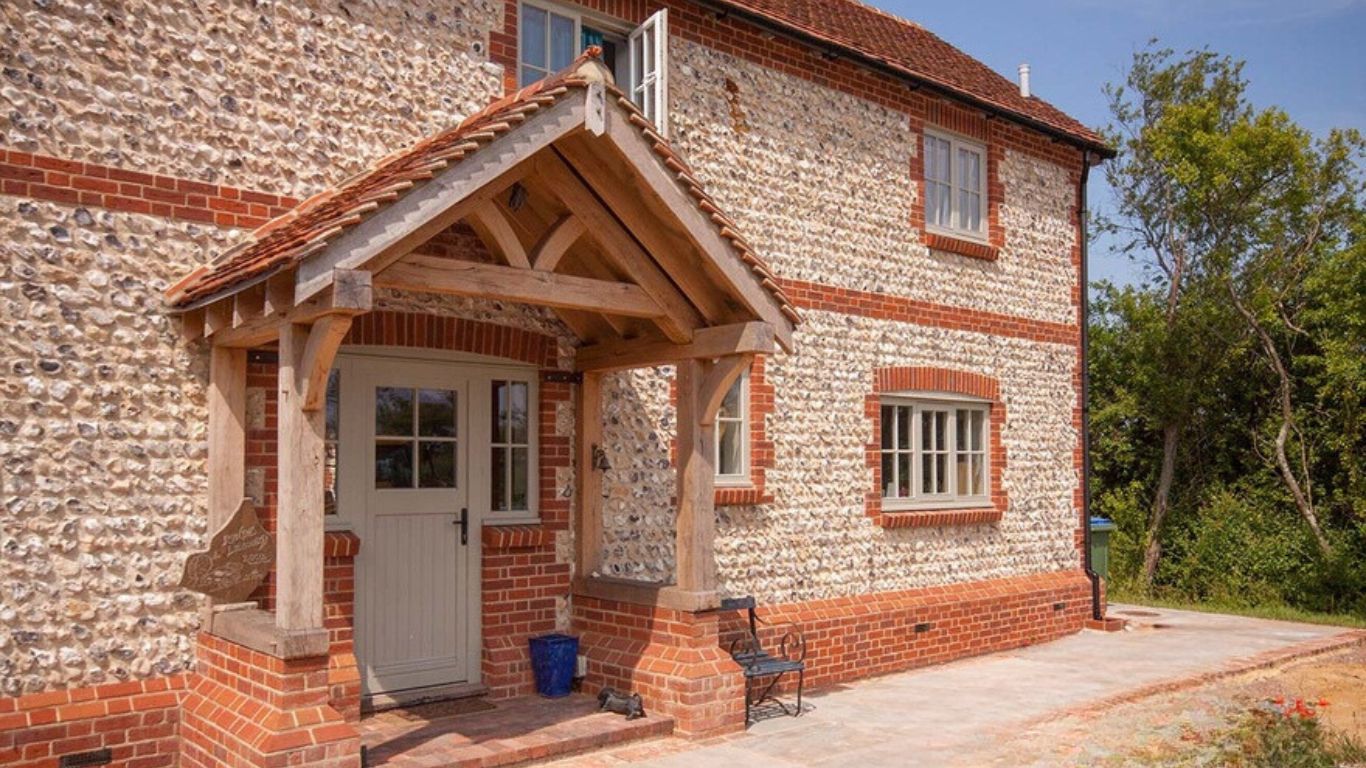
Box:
left=209, top=269, right=372, bottom=348
left=297, top=314, right=354, bottom=412
left=275, top=323, right=326, bottom=632
left=530, top=213, right=585, bottom=272
left=599, top=121, right=796, bottom=348
left=551, top=140, right=733, bottom=327
left=575, top=321, right=775, bottom=372
left=206, top=346, right=247, bottom=531
left=534, top=154, right=700, bottom=343
left=375, top=255, right=665, bottom=319
left=674, top=358, right=717, bottom=594
left=574, top=371, right=604, bottom=579
left=468, top=201, right=531, bottom=269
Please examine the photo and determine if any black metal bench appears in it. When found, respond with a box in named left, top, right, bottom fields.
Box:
left=720, top=596, right=806, bottom=725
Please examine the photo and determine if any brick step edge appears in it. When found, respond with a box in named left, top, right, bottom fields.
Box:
left=379, top=715, right=675, bottom=768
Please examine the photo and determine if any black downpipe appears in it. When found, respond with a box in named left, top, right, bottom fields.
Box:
left=1079, top=150, right=1103, bottom=622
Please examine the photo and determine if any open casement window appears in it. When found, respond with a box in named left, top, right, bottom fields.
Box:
left=924, top=129, right=987, bottom=241
left=715, top=371, right=749, bottom=485
left=880, top=397, right=989, bottom=510
left=628, top=9, right=669, bottom=136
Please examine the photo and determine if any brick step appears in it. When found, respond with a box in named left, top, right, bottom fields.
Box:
left=359, top=693, right=674, bottom=768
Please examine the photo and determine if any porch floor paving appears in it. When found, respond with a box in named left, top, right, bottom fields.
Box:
left=358, top=693, right=673, bottom=768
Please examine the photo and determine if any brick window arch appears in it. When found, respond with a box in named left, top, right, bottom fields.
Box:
left=865, top=366, right=1006, bottom=528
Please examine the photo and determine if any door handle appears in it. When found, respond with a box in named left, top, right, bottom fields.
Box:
left=456, top=507, right=468, bottom=545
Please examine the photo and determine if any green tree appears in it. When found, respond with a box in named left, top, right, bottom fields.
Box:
left=1094, top=45, right=1365, bottom=609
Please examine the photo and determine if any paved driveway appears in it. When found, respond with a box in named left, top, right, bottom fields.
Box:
left=549, top=604, right=1362, bottom=767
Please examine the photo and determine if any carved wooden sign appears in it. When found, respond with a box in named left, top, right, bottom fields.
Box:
left=179, top=499, right=274, bottom=602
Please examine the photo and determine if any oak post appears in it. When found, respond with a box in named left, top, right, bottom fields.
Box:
left=574, top=371, right=604, bottom=579
left=275, top=322, right=325, bottom=632
left=207, top=346, right=247, bottom=532
left=674, top=359, right=717, bottom=593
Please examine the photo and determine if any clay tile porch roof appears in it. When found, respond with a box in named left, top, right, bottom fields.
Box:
left=165, top=50, right=799, bottom=347
left=712, top=0, right=1113, bottom=156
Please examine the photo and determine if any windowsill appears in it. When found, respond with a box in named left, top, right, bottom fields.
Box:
left=879, top=507, right=1003, bottom=529
left=482, top=523, right=552, bottom=550
left=924, top=231, right=999, bottom=261
left=715, top=485, right=773, bottom=506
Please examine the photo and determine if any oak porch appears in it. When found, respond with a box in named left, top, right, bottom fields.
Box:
left=169, top=54, right=797, bottom=661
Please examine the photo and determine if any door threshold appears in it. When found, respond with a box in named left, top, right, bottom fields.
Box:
left=362, top=681, right=490, bottom=714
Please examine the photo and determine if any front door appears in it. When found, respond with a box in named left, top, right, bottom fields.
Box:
left=345, top=357, right=477, bottom=697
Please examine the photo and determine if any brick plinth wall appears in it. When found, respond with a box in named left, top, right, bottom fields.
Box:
left=0, top=676, right=185, bottom=767
left=572, top=596, right=746, bottom=738
left=324, top=532, right=362, bottom=722
left=180, top=634, right=359, bottom=768
left=718, top=569, right=1091, bottom=693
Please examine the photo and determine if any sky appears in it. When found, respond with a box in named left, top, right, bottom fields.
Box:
left=873, top=0, right=1366, bottom=288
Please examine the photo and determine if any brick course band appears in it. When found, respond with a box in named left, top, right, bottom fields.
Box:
left=0, top=675, right=186, bottom=767
left=0, top=150, right=297, bottom=229
left=782, top=278, right=1079, bottom=345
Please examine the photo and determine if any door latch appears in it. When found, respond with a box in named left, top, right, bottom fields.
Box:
left=456, top=507, right=469, bottom=545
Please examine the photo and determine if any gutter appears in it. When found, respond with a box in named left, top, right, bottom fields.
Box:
left=1078, top=149, right=1104, bottom=621
left=697, top=0, right=1116, bottom=159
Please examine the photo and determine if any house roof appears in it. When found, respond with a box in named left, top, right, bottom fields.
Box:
left=710, top=0, right=1113, bottom=155
left=165, top=51, right=800, bottom=330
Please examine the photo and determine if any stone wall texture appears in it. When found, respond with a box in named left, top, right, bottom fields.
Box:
left=1, top=0, right=1086, bottom=697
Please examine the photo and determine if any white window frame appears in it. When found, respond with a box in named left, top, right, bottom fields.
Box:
left=628, top=9, right=669, bottom=137
left=879, top=394, right=990, bottom=511
left=518, top=0, right=583, bottom=88
left=924, top=129, right=988, bottom=242
left=714, top=371, right=749, bottom=486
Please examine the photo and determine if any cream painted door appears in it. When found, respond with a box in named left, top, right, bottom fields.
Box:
left=347, top=358, right=476, bottom=696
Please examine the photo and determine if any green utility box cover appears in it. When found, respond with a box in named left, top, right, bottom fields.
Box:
left=1089, top=517, right=1117, bottom=580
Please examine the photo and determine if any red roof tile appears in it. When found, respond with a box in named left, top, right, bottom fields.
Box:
left=713, top=0, right=1111, bottom=153
left=167, top=50, right=799, bottom=327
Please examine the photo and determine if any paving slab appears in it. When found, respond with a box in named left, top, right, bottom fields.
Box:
left=543, top=604, right=1362, bottom=768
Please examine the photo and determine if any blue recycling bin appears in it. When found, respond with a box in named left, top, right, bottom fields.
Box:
left=528, top=633, right=579, bottom=698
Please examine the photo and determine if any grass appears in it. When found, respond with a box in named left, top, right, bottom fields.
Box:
left=1107, top=588, right=1366, bottom=629
left=1128, top=700, right=1366, bottom=768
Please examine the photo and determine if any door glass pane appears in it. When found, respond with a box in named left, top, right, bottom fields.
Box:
left=375, top=441, right=413, bottom=488
left=521, top=5, right=547, bottom=69
left=492, top=381, right=507, bottom=442
left=418, top=388, right=456, bottom=438
left=491, top=447, right=507, bottom=511
left=511, top=447, right=529, bottom=509
left=509, top=382, right=529, bottom=444
left=550, top=12, right=576, bottom=70
left=418, top=441, right=455, bottom=488
left=375, top=387, right=413, bottom=437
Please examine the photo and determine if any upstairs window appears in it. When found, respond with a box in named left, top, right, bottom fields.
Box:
left=880, top=397, right=989, bottom=509
left=924, top=130, right=987, bottom=241
left=518, top=2, right=669, bottom=135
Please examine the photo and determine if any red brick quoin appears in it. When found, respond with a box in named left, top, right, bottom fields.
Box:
left=865, top=366, right=1007, bottom=528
